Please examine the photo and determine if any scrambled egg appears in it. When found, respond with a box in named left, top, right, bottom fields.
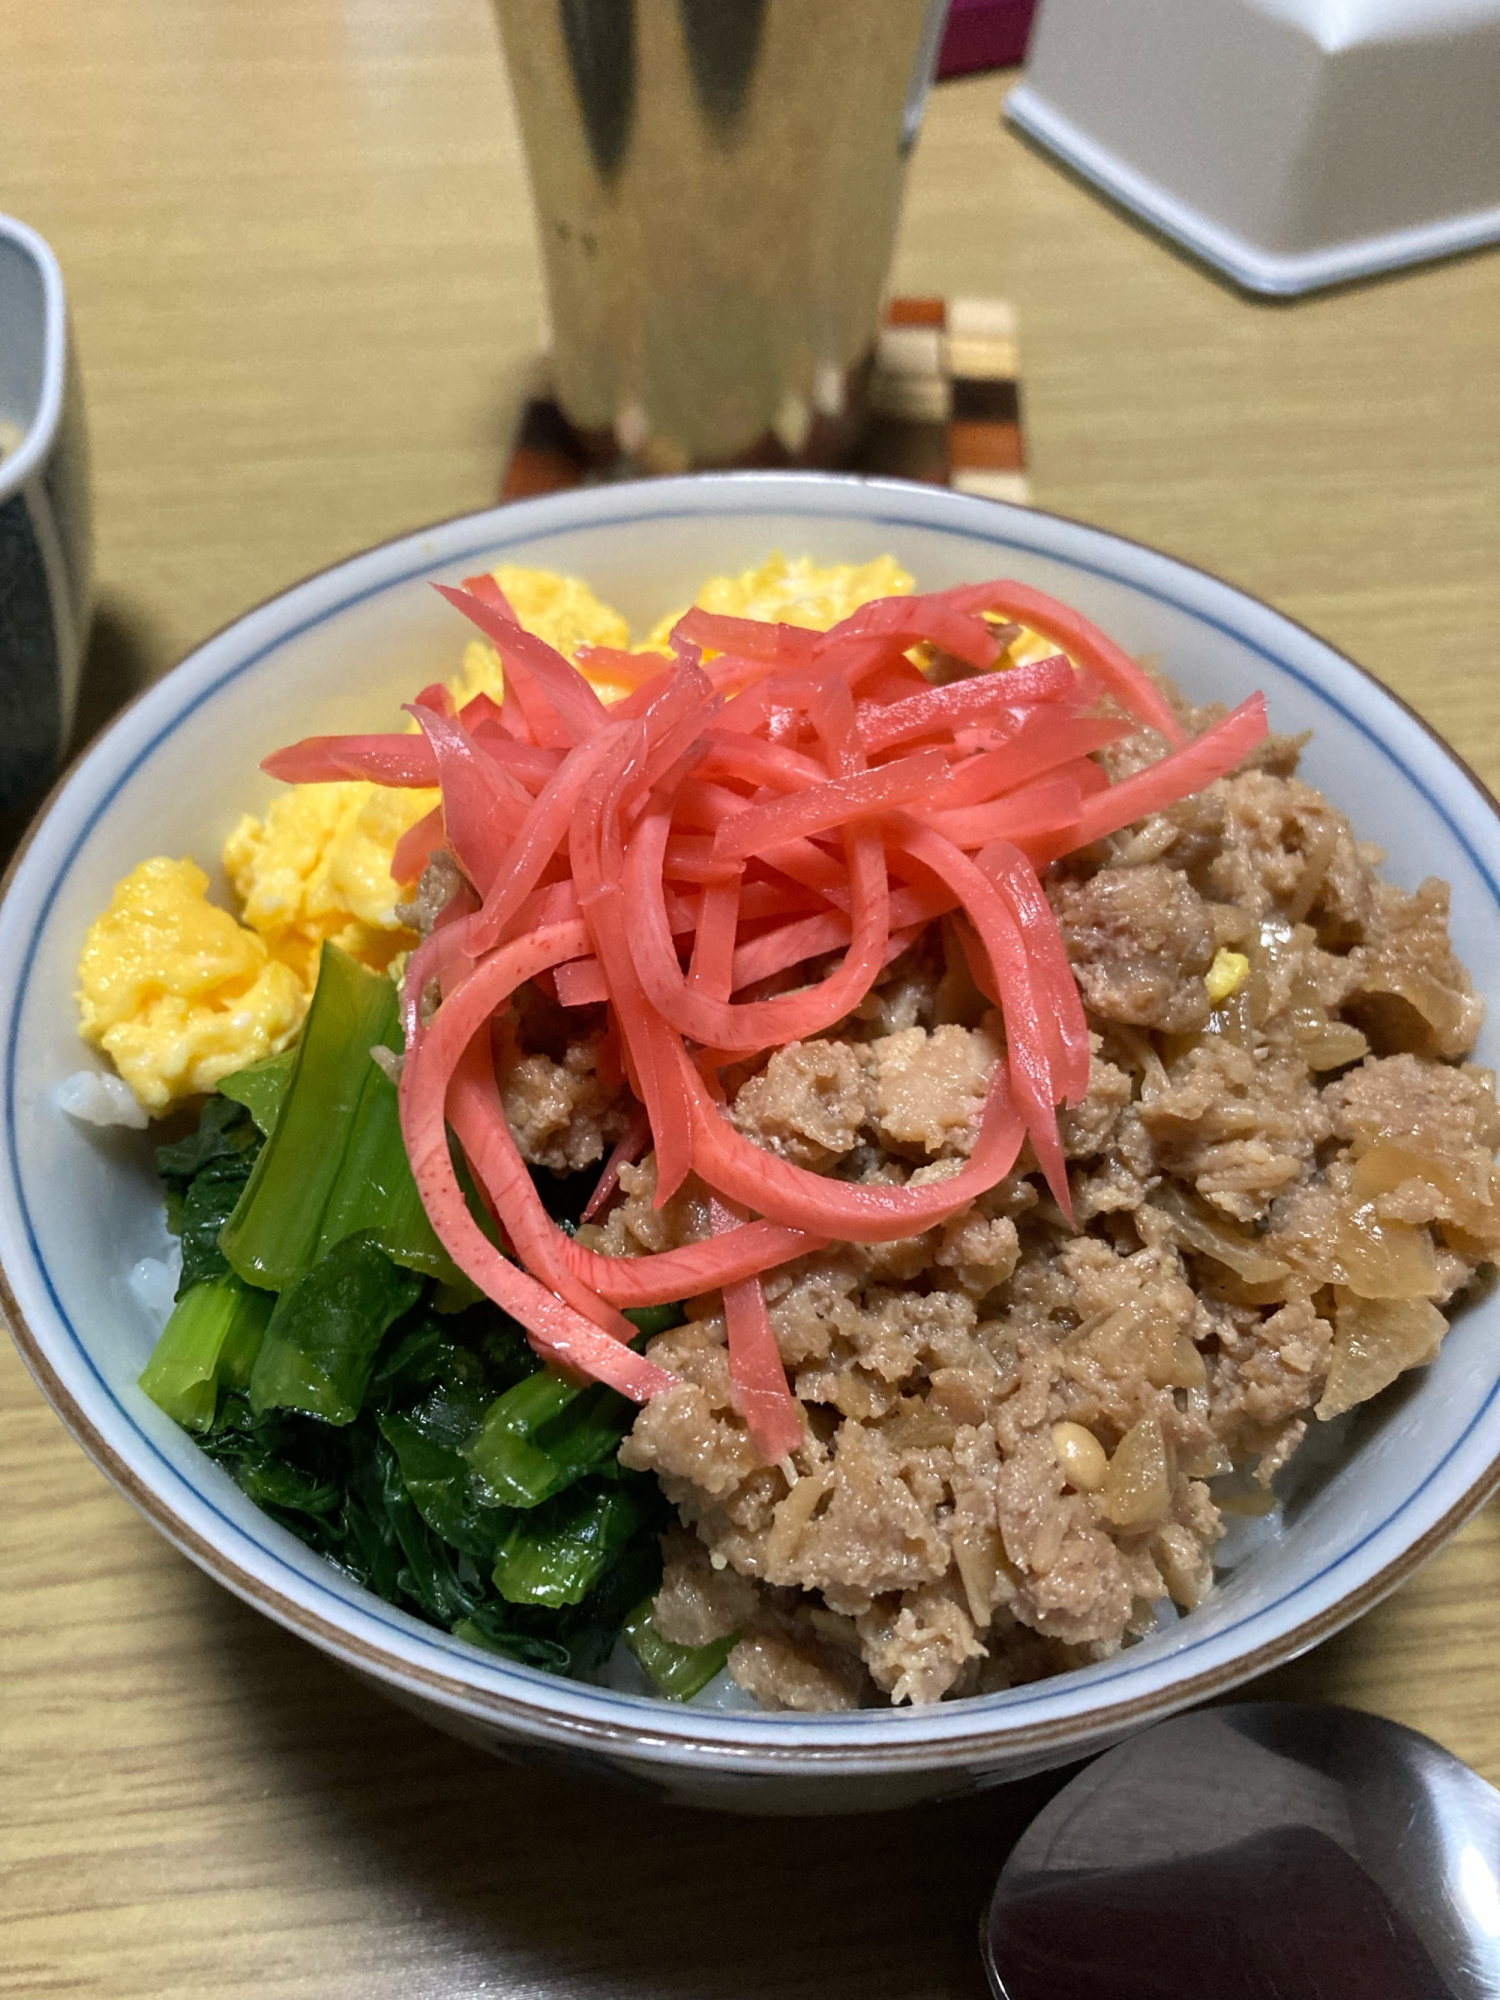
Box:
left=76, top=858, right=306, bottom=1113
left=222, top=781, right=437, bottom=990
left=451, top=563, right=633, bottom=708
left=75, top=556, right=917, bottom=1114
left=640, top=550, right=913, bottom=652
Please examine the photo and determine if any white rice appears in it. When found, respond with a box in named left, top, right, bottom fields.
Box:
left=54, top=1070, right=149, bottom=1130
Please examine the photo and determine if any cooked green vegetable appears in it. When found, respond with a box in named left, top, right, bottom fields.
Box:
left=139, top=1275, right=275, bottom=1431
left=491, top=1474, right=654, bottom=1608
left=314, top=1043, right=459, bottom=1283
left=371, top=1309, right=536, bottom=1408
left=353, top=1427, right=482, bottom=1627
left=221, top=944, right=460, bottom=1291
left=454, top=1511, right=666, bottom=1679
left=156, top=1092, right=260, bottom=1192
left=377, top=1336, right=502, bottom=1562
left=139, top=1059, right=676, bottom=1683
left=219, top=945, right=392, bottom=1287
left=622, top=1596, right=737, bottom=1701
left=622, top=1302, right=687, bottom=1340
left=218, top=1047, right=298, bottom=1136
left=176, top=1159, right=259, bottom=1295
left=198, top=1393, right=343, bottom=1520
left=157, top=1096, right=262, bottom=1294
left=462, top=1304, right=686, bottom=1508
left=463, top=1368, right=635, bottom=1509
left=248, top=1231, right=422, bottom=1424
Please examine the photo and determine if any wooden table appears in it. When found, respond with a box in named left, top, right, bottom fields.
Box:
left=3, top=6, right=1498, bottom=1994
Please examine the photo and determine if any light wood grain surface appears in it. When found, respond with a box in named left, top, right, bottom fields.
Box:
left=3, top=4, right=1499, bottom=1995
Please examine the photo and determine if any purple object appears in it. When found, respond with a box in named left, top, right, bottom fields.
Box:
left=937, top=0, right=1037, bottom=76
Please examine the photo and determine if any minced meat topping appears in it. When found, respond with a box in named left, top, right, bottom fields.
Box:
left=496, top=682, right=1499, bottom=1709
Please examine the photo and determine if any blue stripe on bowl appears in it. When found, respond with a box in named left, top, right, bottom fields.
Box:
left=7, top=492, right=1500, bottom=1734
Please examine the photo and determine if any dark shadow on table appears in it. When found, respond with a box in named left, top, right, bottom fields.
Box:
left=67, top=592, right=165, bottom=759
left=193, top=1575, right=1076, bottom=2000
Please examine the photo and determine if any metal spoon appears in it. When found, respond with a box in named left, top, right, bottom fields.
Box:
left=983, top=1703, right=1500, bottom=2000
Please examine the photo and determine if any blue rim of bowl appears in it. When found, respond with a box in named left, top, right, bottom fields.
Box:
left=3, top=473, right=1499, bottom=1770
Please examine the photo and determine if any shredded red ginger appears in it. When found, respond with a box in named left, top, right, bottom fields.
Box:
left=264, top=576, right=1267, bottom=1461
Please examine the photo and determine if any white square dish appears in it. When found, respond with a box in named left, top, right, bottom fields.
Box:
left=1008, top=0, right=1500, bottom=295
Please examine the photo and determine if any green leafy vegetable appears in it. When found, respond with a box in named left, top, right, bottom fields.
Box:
left=450, top=1614, right=572, bottom=1674
left=141, top=1050, right=671, bottom=1686
left=380, top=1407, right=500, bottom=1565
left=491, top=1474, right=654, bottom=1609
left=460, top=1309, right=683, bottom=1510
left=463, top=1367, right=636, bottom=1509
left=376, top=1334, right=503, bottom=1561
left=175, top=1152, right=260, bottom=1295
left=199, top=1393, right=345, bottom=1529
left=355, top=1428, right=484, bottom=1626
left=156, top=1093, right=260, bottom=1189
left=248, top=1231, right=423, bottom=1424
left=622, top=1302, right=686, bottom=1340
left=221, top=944, right=460, bottom=1291
left=455, top=1509, right=666, bottom=1679
left=314, top=1045, right=462, bottom=1285
left=218, top=1047, right=298, bottom=1136
left=622, top=1596, right=736, bottom=1701
left=139, top=1275, right=275, bottom=1431
left=157, top=1096, right=261, bottom=1269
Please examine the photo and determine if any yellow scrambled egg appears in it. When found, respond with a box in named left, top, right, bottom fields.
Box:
left=76, top=858, right=306, bottom=1113
left=450, top=563, right=633, bottom=709
left=640, top=550, right=913, bottom=653
left=76, top=556, right=916, bottom=1114
left=220, top=565, right=635, bottom=997
left=222, top=781, right=437, bottom=990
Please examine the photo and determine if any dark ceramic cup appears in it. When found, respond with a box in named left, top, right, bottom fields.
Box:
left=0, top=215, right=91, bottom=820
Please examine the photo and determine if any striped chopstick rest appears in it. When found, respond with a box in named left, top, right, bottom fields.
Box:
left=499, top=295, right=1030, bottom=504
left=863, top=295, right=1030, bottom=504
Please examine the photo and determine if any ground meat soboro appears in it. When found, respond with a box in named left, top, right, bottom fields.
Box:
left=505, top=681, right=1499, bottom=1710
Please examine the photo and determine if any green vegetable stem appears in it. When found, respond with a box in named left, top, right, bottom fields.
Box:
left=621, top=1596, right=736, bottom=1702
left=219, top=943, right=463, bottom=1293
left=462, top=1367, right=637, bottom=1509
left=459, top=1305, right=684, bottom=1508
left=139, top=1275, right=275, bottom=1432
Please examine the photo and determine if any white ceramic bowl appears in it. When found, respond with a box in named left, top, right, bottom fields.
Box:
left=3, top=473, right=1498, bottom=1815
